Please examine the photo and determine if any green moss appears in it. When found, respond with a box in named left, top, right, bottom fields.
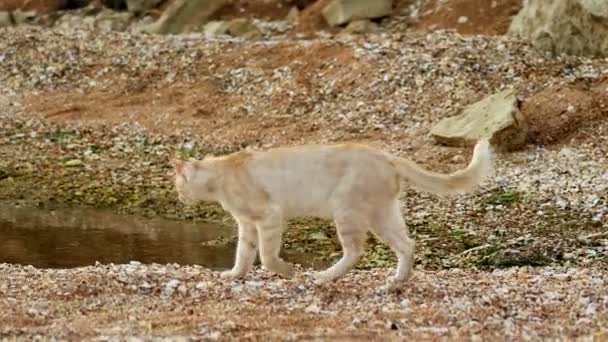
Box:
left=477, top=249, right=552, bottom=268
left=485, top=190, right=524, bottom=206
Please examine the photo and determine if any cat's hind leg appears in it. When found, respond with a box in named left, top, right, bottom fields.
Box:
left=370, top=200, right=415, bottom=291
left=314, top=210, right=366, bottom=284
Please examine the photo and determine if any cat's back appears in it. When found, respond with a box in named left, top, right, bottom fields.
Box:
left=253, top=143, right=378, bottom=162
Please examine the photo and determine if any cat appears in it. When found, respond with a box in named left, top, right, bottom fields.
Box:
left=173, top=140, right=493, bottom=290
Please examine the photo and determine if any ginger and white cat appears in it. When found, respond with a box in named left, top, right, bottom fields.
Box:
left=173, top=140, right=493, bottom=290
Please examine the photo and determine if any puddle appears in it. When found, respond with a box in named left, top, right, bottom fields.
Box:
left=0, top=207, right=324, bottom=270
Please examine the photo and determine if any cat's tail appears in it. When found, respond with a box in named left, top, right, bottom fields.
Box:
left=389, top=139, right=493, bottom=195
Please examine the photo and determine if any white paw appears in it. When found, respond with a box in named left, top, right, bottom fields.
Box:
left=379, top=277, right=405, bottom=293
left=220, top=270, right=243, bottom=280
left=313, top=272, right=334, bottom=286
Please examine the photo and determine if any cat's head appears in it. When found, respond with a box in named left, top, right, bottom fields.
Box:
left=172, top=158, right=218, bottom=205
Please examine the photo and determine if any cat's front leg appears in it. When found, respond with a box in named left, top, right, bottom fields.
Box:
left=220, top=219, right=258, bottom=279
left=257, top=211, right=294, bottom=278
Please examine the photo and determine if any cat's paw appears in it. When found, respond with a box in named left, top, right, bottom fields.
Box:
left=220, top=269, right=244, bottom=280
left=379, top=277, right=405, bottom=293
left=312, top=272, right=334, bottom=286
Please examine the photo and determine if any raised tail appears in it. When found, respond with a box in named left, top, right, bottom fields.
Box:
left=389, top=140, right=493, bottom=195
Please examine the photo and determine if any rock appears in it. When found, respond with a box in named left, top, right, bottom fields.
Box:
left=203, top=20, right=228, bottom=38
left=305, top=303, right=321, bottom=314
left=0, top=0, right=67, bottom=13
left=204, top=18, right=262, bottom=40
left=0, top=11, right=13, bottom=27
left=321, top=0, right=392, bottom=27
left=509, top=0, right=608, bottom=57
left=340, top=19, right=379, bottom=35
left=579, top=0, right=608, bottom=18
left=95, top=9, right=133, bottom=31
left=225, top=18, right=262, bottom=40
left=11, top=9, right=37, bottom=25
left=430, top=88, right=528, bottom=151
left=126, top=0, right=162, bottom=15
left=101, top=0, right=125, bottom=10
left=141, top=0, right=227, bottom=35
left=177, top=284, right=188, bottom=295
left=64, top=159, right=84, bottom=167
left=309, top=231, right=328, bottom=241
left=287, top=6, right=299, bottom=23
left=295, top=0, right=333, bottom=33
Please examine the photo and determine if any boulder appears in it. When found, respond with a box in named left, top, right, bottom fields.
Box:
left=204, top=18, right=262, bottom=40
left=204, top=20, right=228, bottom=38
left=0, top=11, right=13, bottom=27
left=579, top=0, right=608, bottom=18
left=430, top=88, right=528, bottom=151
left=0, top=0, right=67, bottom=13
left=509, top=0, right=608, bottom=57
left=225, top=18, right=262, bottom=40
left=142, top=0, right=227, bottom=34
left=12, top=9, right=38, bottom=25
left=321, top=0, right=392, bottom=26
left=340, top=19, right=379, bottom=35
left=96, top=9, right=133, bottom=31
left=126, top=0, right=162, bottom=15
left=295, top=0, right=333, bottom=33
left=286, top=6, right=299, bottom=23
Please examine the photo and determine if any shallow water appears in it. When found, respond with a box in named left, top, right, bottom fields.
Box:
left=0, top=207, right=239, bottom=269
left=0, top=207, right=326, bottom=270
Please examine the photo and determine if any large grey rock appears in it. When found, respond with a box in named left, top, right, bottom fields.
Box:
left=321, top=0, right=392, bottom=26
left=224, top=18, right=262, bottom=40
left=340, top=19, right=379, bottom=35
left=0, top=11, right=13, bottom=27
left=142, top=0, right=227, bottom=34
left=11, top=9, right=37, bottom=25
left=579, top=0, right=608, bottom=18
left=96, top=9, right=133, bottom=31
left=430, top=88, right=528, bottom=151
left=509, top=0, right=608, bottom=57
left=203, top=18, right=262, bottom=40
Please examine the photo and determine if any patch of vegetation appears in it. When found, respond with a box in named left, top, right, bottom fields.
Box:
left=485, top=190, right=524, bottom=206
left=477, top=249, right=552, bottom=269
left=44, top=129, right=80, bottom=147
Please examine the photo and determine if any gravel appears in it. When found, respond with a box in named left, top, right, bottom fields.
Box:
left=1, top=263, right=607, bottom=340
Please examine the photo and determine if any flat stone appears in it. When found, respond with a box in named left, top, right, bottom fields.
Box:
left=225, top=18, right=262, bottom=40
left=142, top=0, right=227, bottom=35
left=0, top=11, right=13, bottom=28
left=126, top=0, right=162, bottom=15
left=341, top=19, right=380, bottom=35
left=430, top=88, right=528, bottom=151
left=204, top=18, right=262, bottom=40
left=321, top=0, right=392, bottom=27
